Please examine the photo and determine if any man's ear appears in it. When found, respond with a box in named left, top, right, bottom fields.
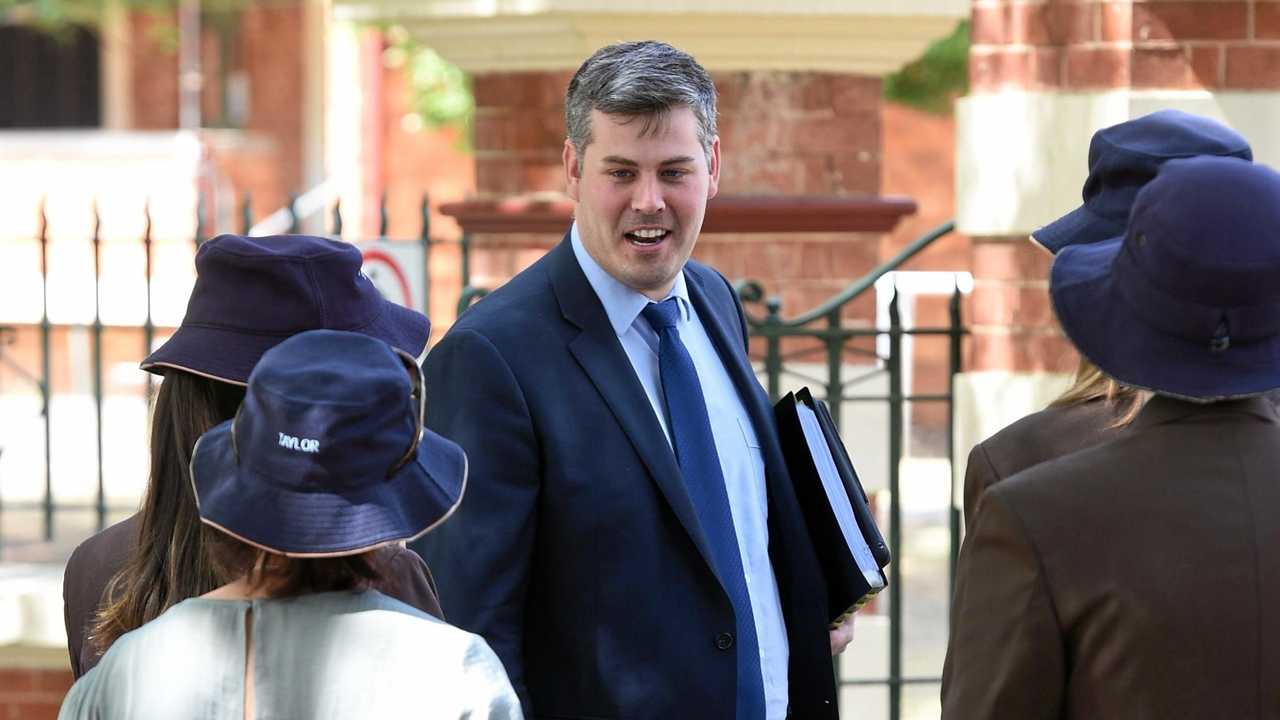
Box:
left=707, top=135, right=721, bottom=200
left=564, top=139, right=581, bottom=201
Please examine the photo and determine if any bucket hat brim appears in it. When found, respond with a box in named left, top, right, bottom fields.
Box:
left=189, top=418, right=466, bottom=557
left=1032, top=203, right=1126, bottom=255
left=1051, top=237, right=1280, bottom=402
left=143, top=300, right=429, bottom=386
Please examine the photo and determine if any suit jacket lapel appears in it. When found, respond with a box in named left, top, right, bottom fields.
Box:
left=546, top=237, right=717, bottom=572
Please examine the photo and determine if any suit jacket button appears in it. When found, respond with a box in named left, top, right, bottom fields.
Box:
left=715, top=632, right=734, bottom=651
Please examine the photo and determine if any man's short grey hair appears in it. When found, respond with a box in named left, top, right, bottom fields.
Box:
left=565, top=41, right=718, bottom=171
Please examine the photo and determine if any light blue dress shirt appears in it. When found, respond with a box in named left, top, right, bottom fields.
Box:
left=571, top=225, right=790, bottom=719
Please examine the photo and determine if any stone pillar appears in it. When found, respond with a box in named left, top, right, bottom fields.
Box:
left=955, top=0, right=1280, bottom=455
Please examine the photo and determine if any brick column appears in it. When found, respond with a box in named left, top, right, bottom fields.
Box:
left=712, top=72, right=883, bottom=321
left=961, top=0, right=1280, bottom=375
left=0, top=666, right=73, bottom=719
left=469, top=69, right=884, bottom=320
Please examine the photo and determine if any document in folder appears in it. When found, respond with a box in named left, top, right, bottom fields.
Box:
left=807, top=390, right=890, bottom=568
left=774, top=388, right=889, bottom=626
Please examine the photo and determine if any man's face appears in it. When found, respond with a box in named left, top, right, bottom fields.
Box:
left=564, top=107, right=720, bottom=300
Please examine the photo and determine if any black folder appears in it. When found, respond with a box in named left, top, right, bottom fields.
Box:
left=774, top=388, right=890, bottom=625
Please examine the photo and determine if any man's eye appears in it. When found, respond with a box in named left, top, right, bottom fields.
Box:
left=609, top=170, right=634, bottom=179
left=662, top=169, right=689, bottom=179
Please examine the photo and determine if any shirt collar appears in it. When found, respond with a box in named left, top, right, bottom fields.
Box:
left=570, top=222, right=691, bottom=336
left=1132, top=392, right=1280, bottom=431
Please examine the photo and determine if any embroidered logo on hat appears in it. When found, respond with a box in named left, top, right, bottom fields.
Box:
left=278, top=432, right=321, bottom=454
left=188, top=329, right=468, bottom=557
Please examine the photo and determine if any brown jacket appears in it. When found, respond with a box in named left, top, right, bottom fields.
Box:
left=962, top=398, right=1129, bottom=524
left=942, top=395, right=1280, bottom=719
left=62, top=513, right=444, bottom=678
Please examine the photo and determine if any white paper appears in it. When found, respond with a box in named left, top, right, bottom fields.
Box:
left=795, top=401, right=885, bottom=591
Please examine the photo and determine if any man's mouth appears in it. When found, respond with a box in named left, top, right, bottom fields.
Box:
left=624, top=227, right=671, bottom=246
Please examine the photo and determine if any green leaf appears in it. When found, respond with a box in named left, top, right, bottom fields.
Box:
left=884, top=20, right=969, bottom=115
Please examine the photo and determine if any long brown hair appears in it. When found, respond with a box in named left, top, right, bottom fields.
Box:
left=207, top=531, right=384, bottom=598
left=1051, top=357, right=1149, bottom=427
left=91, top=370, right=245, bottom=654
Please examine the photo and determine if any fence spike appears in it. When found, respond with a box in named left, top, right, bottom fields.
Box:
left=765, top=296, right=782, bottom=320
left=240, top=192, right=252, bottom=235
left=287, top=193, right=300, bottom=234
left=332, top=200, right=343, bottom=237
left=419, top=193, right=431, bottom=241
left=379, top=190, right=389, bottom=238
left=195, top=192, right=206, bottom=246
left=90, top=197, right=106, bottom=533
left=37, top=195, right=52, bottom=541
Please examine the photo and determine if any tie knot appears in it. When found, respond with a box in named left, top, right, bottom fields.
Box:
left=642, top=298, right=681, bottom=331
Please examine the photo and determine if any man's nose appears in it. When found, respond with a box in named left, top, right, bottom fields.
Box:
left=631, top=175, right=665, bottom=215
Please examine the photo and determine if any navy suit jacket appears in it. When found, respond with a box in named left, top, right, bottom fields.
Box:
left=415, top=236, right=838, bottom=720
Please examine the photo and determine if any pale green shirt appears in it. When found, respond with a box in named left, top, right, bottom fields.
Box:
left=59, top=590, right=521, bottom=720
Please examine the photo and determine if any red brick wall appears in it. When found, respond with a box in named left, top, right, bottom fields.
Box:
left=470, top=71, right=572, bottom=195
left=880, top=104, right=967, bottom=273
left=966, top=0, right=1280, bottom=373
left=237, top=4, right=305, bottom=196
left=126, top=3, right=306, bottom=222
left=970, top=236, right=1077, bottom=372
left=128, top=11, right=179, bottom=129
left=969, top=0, right=1280, bottom=92
left=466, top=69, right=886, bottom=326
left=0, top=668, right=73, bottom=720
left=202, top=134, right=288, bottom=230
left=881, top=103, right=973, bottom=433
left=379, top=56, right=476, bottom=334
left=470, top=69, right=883, bottom=195
left=711, top=72, right=882, bottom=329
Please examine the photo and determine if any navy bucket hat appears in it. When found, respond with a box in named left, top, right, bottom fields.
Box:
left=142, top=234, right=430, bottom=385
left=189, top=329, right=466, bottom=556
left=1051, top=156, right=1280, bottom=402
left=1032, top=110, right=1252, bottom=254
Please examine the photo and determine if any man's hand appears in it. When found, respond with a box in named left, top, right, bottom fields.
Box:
left=829, top=613, right=856, bottom=655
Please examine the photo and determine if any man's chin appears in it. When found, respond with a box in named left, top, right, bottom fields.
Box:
left=620, top=266, right=682, bottom=298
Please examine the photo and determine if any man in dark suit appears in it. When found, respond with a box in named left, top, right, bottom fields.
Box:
left=942, top=156, right=1280, bottom=717
left=415, top=41, right=847, bottom=720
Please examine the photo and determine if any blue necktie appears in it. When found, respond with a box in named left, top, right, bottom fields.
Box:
left=642, top=298, right=765, bottom=720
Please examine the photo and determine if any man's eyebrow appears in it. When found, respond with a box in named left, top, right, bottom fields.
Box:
left=600, top=155, right=698, bottom=166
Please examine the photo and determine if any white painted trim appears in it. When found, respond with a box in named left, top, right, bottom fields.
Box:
left=100, top=0, right=131, bottom=129
left=248, top=179, right=337, bottom=236
left=325, top=21, right=367, bottom=242
left=303, top=0, right=329, bottom=201
left=329, top=6, right=966, bottom=75
left=335, top=0, right=969, bottom=21
left=0, top=564, right=67, bottom=651
left=874, top=271, right=974, bottom=457
left=956, top=90, right=1280, bottom=236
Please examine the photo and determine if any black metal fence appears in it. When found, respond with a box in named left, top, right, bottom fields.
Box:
left=735, top=221, right=963, bottom=717
left=0, top=192, right=452, bottom=558
left=1, top=199, right=963, bottom=719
